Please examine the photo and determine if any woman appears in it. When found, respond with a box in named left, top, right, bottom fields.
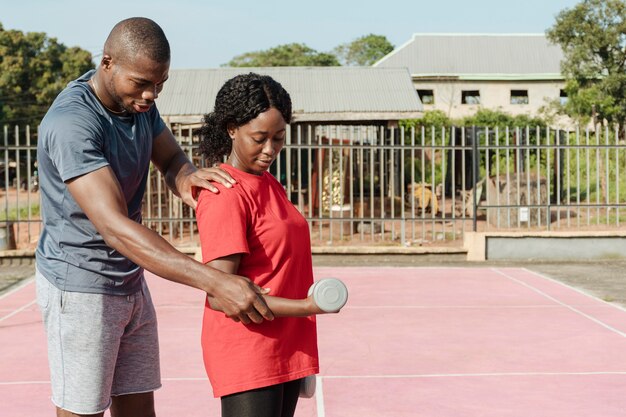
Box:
left=196, top=73, right=329, bottom=417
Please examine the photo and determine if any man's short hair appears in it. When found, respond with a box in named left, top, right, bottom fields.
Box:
left=104, top=17, right=170, bottom=65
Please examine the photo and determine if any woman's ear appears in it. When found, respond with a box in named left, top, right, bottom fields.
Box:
left=227, top=123, right=237, bottom=140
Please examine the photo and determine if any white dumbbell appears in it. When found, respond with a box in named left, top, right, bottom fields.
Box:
left=308, top=278, right=348, bottom=313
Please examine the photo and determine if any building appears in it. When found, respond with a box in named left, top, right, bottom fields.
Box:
left=157, top=66, right=423, bottom=127
left=374, top=34, right=566, bottom=120
left=154, top=67, right=424, bottom=221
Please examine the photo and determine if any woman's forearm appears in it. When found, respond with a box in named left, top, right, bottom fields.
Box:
left=205, top=256, right=326, bottom=318
left=262, top=295, right=324, bottom=317
left=208, top=294, right=324, bottom=318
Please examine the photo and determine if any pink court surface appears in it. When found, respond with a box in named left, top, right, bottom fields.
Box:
left=2, top=266, right=626, bottom=416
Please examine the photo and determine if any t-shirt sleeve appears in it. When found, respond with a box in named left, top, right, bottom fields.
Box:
left=196, top=187, right=251, bottom=263
left=149, top=105, right=167, bottom=138
left=43, top=110, right=109, bottom=182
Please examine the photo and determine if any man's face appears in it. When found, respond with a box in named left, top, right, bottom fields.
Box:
left=105, top=53, right=169, bottom=114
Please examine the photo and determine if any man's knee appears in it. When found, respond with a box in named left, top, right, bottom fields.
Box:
left=56, top=406, right=104, bottom=417
left=110, top=392, right=156, bottom=417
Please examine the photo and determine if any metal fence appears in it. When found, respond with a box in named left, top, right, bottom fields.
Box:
left=2, top=123, right=625, bottom=250
left=1, top=125, right=39, bottom=250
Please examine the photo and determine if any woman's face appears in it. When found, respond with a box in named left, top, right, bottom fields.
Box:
left=227, top=107, right=287, bottom=175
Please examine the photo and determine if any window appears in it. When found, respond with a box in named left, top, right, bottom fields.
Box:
left=510, top=90, right=529, bottom=105
left=461, top=90, right=480, bottom=105
left=560, top=89, right=568, bottom=105
left=416, top=89, right=434, bottom=105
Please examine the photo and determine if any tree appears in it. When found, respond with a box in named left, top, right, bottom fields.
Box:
left=461, top=109, right=546, bottom=129
left=225, top=43, right=339, bottom=67
left=334, top=34, right=394, bottom=66
left=546, top=0, right=626, bottom=134
left=400, top=110, right=451, bottom=132
left=0, top=22, right=94, bottom=127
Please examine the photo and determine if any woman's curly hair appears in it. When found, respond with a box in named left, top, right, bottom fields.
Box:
left=199, top=73, right=292, bottom=165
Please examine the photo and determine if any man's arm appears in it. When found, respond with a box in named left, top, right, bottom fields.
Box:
left=66, top=166, right=273, bottom=324
left=206, top=255, right=325, bottom=319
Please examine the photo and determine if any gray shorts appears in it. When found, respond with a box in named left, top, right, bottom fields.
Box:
left=36, top=270, right=161, bottom=414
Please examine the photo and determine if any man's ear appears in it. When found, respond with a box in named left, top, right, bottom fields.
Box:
left=100, top=54, right=113, bottom=70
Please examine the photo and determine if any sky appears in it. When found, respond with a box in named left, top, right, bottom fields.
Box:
left=2, top=0, right=582, bottom=69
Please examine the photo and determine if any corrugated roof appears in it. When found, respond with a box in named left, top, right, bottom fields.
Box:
left=374, top=34, right=564, bottom=79
left=157, top=67, right=423, bottom=122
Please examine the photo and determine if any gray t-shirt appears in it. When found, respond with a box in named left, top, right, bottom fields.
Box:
left=36, top=70, right=166, bottom=295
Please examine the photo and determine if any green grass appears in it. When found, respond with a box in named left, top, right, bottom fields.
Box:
left=585, top=210, right=626, bottom=225
left=0, top=203, right=40, bottom=221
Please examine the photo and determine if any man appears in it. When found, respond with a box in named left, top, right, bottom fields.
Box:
left=35, top=17, right=273, bottom=417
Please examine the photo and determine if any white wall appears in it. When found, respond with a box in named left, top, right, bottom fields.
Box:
left=414, top=79, right=567, bottom=121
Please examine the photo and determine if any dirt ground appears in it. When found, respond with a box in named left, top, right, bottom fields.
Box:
left=2, top=256, right=625, bottom=309
left=0, top=263, right=36, bottom=294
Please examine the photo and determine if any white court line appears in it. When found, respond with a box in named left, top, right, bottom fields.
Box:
left=321, top=371, right=626, bottom=379
left=493, top=268, right=626, bottom=339
left=315, top=266, right=482, bottom=271
left=156, top=305, right=566, bottom=311
left=0, top=299, right=37, bottom=323
left=0, top=276, right=34, bottom=300
left=315, top=376, right=325, bottom=417
left=522, top=268, right=626, bottom=314
left=0, top=377, right=210, bottom=385
left=5, top=371, right=626, bottom=386
left=0, top=380, right=50, bottom=385
left=162, top=377, right=207, bottom=381
left=346, top=305, right=564, bottom=310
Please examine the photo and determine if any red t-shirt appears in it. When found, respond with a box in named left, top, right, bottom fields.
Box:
left=196, top=164, right=319, bottom=397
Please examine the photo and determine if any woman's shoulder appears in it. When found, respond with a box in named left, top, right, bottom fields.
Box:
left=197, top=181, right=248, bottom=206
left=196, top=176, right=258, bottom=214
left=196, top=165, right=283, bottom=210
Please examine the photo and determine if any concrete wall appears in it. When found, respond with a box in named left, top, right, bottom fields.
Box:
left=465, top=232, right=626, bottom=261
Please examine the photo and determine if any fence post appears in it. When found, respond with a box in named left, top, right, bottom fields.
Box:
left=0, top=221, right=17, bottom=250
left=472, top=126, right=478, bottom=232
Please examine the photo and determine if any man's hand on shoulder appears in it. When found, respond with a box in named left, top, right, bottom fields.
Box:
left=152, top=128, right=237, bottom=209
left=179, top=166, right=237, bottom=209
